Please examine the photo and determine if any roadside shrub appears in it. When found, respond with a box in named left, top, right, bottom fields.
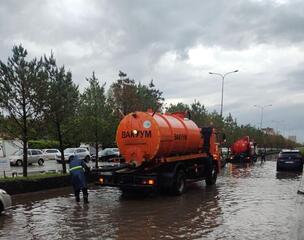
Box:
left=299, top=147, right=304, bottom=156
left=28, top=140, right=59, bottom=149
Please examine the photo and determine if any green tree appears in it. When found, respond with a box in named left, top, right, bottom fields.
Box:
left=0, top=45, right=47, bottom=177
left=43, top=54, right=79, bottom=174
left=108, top=71, right=164, bottom=116
left=108, top=71, right=139, bottom=116
left=165, top=102, right=189, bottom=113
left=190, top=100, right=209, bottom=127
left=79, top=72, right=114, bottom=168
left=137, top=80, right=164, bottom=112
left=164, top=100, right=297, bottom=149
left=166, top=101, right=210, bottom=127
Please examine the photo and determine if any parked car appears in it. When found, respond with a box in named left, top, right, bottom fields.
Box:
left=277, top=149, right=303, bottom=172
left=0, top=189, right=11, bottom=214
left=9, top=149, right=45, bottom=166
left=57, top=148, right=91, bottom=163
left=42, top=149, right=61, bottom=161
left=91, top=148, right=120, bottom=162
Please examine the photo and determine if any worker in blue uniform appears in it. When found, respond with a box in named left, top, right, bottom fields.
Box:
left=69, top=155, right=90, bottom=203
left=261, top=149, right=266, bottom=162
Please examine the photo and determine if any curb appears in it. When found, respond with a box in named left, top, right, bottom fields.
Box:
left=0, top=172, right=99, bottom=195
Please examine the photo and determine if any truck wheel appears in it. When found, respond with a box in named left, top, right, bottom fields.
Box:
left=171, top=169, right=186, bottom=195
left=206, top=161, right=217, bottom=186
left=16, top=160, right=23, bottom=167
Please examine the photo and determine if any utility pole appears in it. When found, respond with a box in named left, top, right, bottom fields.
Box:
left=254, top=104, right=272, bottom=129
left=209, top=70, right=239, bottom=117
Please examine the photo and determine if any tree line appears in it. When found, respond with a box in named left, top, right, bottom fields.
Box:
left=0, top=45, right=298, bottom=177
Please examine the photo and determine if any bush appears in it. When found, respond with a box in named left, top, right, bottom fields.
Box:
left=299, top=147, right=304, bottom=156
left=28, top=140, right=59, bottom=149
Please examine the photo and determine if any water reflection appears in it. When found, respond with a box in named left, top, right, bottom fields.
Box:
left=0, top=160, right=303, bottom=240
left=276, top=171, right=302, bottom=180
left=113, top=184, right=222, bottom=239
left=227, top=163, right=254, bottom=178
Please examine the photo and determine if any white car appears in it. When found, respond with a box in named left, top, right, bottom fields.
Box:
left=91, top=148, right=120, bottom=162
left=58, top=148, right=91, bottom=163
left=9, top=149, right=45, bottom=166
left=43, top=149, right=61, bottom=161
left=0, top=189, right=12, bottom=214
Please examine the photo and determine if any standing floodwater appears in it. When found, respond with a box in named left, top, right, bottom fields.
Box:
left=1, top=156, right=304, bottom=239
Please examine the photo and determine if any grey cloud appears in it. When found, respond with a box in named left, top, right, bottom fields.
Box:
left=285, top=68, right=304, bottom=91
left=2, top=0, right=304, bottom=65
left=234, top=102, right=304, bottom=138
left=0, top=0, right=304, bottom=141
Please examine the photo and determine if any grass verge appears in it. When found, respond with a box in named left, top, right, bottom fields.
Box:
left=0, top=173, right=67, bottom=183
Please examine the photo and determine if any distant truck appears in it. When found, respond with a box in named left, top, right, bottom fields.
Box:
left=97, top=111, right=222, bottom=195
left=0, top=139, right=22, bottom=158
left=228, top=136, right=257, bottom=163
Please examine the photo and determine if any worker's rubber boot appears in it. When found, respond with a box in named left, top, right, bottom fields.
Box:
left=82, top=188, right=89, bottom=204
left=75, top=190, right=81, bottom=202
left=83, top=195, right=89, bottom=204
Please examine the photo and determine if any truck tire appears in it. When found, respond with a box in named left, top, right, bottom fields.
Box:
left=171, top=169, right=186, bottom=195
left=206, top=161, right=217, bottom=186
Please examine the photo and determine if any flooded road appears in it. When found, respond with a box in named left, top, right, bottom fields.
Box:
left=1, top=155, right=304, bottom=239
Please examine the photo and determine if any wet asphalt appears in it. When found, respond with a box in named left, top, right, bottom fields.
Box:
left=1, top=155, right=304, bottom=240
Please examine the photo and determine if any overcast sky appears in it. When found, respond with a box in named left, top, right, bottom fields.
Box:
left=0, top=0, right=303, bottom=142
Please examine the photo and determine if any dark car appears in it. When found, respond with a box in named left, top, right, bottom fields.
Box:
left=276, top=150, right=303, bottom=172
left=91, top=148, right=120, bottom=162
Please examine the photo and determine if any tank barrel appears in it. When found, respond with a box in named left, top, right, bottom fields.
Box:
left=116, top=111, right=203, bottom=167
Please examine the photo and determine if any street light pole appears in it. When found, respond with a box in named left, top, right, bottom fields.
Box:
left=254, top=104, right=272, bottom=129
left=209, top=70, right=239, bottom=117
